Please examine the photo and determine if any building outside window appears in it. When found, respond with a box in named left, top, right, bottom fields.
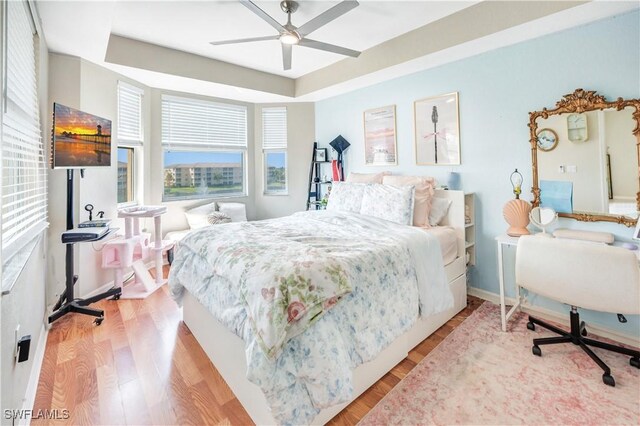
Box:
left=117, top=147, right=134, bottom=203
left=162, top=95, right=248, bottom=201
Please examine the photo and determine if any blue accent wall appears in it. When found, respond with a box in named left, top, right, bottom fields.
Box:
left=315, top=11, right=640, bottom=337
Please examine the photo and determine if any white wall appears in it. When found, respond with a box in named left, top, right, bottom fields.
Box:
left=254, top=103, right=315, bottom=220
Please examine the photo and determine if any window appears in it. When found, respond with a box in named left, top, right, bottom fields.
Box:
left=117, top=147, right=134, bottom=204
left=262, top=107, right=287, bottom=194
left=1, top=1, right=47, bottom=254
left=162, top=95, right=247, bottom=201
left=117, top=81, right=143, bottom=204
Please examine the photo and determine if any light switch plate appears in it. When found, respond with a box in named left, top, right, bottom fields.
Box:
left=567, top=165, right=577, bottom=173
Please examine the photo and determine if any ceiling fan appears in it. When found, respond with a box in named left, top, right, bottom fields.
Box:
left=210, top=0, right=361, bottom=71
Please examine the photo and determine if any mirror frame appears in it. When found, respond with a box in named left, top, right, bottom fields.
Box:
left=529, top=88, right=640, bottom=227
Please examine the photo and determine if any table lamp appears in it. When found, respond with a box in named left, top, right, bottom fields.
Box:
left=503, top=168, right=531, bottom=237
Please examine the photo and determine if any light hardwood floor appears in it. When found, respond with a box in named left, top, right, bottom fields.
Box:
left=33, top=266, right=483, bottom=425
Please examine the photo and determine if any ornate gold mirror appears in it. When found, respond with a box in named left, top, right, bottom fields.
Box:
left=529, top=89, right=640, bottom=227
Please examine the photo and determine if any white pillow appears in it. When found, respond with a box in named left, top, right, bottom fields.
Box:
left=218, top=202, right=248, bottom=222
left=346, top=172, right=391, bottom=184
left=326, top=182, right=367, bottom=213
left=360, top=184, right=415, bottom=225
left=429, top=197, right=453, bottom=226
left=382, top=175, right=436, bottom=227
left=184, top=202, right=217, bottom=229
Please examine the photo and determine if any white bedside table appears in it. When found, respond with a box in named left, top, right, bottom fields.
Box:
left=496, top=234, right=522, bottom=331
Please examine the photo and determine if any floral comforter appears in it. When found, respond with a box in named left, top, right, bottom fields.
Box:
left=169, top=210, right=452, bottom=425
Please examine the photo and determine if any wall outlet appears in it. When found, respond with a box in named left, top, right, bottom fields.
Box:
left=567, top=165, right=577, bottom=173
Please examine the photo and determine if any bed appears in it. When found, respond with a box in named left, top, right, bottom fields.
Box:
left=169, top=189, right=468, bottom=425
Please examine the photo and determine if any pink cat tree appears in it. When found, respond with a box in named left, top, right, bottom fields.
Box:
left=101, top=206, right=174, bottom=299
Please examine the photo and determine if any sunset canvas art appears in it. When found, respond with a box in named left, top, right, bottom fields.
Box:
left=52, top=103, right=111, bottom=168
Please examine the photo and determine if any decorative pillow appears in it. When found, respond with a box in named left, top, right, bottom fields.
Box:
left=346, top=171, right=391, bottom=184
left=184, top=201, right=217, bottom=229
left=218, top=202, right=248, bottom=222
left=326, top=182, right=367, bottom=213
left=429, top=197, right=453, bottom=226
left=360, top=184, right=415, bottom=225
left=382, top=175, right=436, bottom=227
left=207, top=211, right=232, bottom=225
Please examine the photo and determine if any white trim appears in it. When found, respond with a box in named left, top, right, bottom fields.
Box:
left=468, top=286, right=640, bottom=347
left=19, top=323, right=48, bottom=426
left=2, top=226, right=47, bottom=295
left=116, top=145, right=137, bottom=206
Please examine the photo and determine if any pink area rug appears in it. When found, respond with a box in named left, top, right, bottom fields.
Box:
left=360, top=302, right=640, bottom=425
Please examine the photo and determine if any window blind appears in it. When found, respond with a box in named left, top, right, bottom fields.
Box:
left=161, top=95, right=247, bottom=149
left=1, top=0, right=47, bottom=253
left=117, top=81, right=143, bottom=144
left=262, top=107, right=287, bottom=150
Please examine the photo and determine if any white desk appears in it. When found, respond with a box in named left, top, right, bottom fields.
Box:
left=495, top=234, right=522, bottom=331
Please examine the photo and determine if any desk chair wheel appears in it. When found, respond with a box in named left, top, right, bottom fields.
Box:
left=631, top=357, right=640, bottom=369
left=532, top=345, right=542, bottom=356
left=94, top=317, right=104, bottom=326
left=527, top=322, right=535, bottom=331
left=602, top=373, right=615, bottom=387
left=112, top=293, right=121, bottom=301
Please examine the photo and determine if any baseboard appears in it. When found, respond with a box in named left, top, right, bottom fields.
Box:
left=19, top=323, right=48, bottom=426
left=468, top=286, right=640, bottom=348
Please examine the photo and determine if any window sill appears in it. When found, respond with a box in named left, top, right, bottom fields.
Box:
left=263, top=192, right=289, bottom=196
left=162, top=193, right=248, bottom=203
left=2, top=225, right=47, bottom=296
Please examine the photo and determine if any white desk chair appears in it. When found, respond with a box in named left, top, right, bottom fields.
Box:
left=515, top=235, right=640, bottom=387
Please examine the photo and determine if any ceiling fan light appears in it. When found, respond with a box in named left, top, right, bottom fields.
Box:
left=279, top=32, right=299, bottom=45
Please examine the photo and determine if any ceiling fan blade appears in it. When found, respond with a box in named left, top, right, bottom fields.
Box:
left=239, top=0, right=286, bottom=33
left=297, top=1, right=359, bottom=37
left=210, top=35, right=278, bottom=46
left=298, top=38, right=360, bottom=58
left=282, top=43, right=292, bottom=70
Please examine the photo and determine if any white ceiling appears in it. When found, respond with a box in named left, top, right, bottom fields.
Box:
left=38, top=1, right=476, bottom=78
left=112, top=1, right=477, bottom=78
left=36, top=1, right=640, bottom=103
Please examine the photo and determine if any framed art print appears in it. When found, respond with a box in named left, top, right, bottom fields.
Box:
left=363, top=105, right=397, bottom=166
left=315, top=148, right=328, bottom=162
left=414, top=92, right=460, bottom=165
